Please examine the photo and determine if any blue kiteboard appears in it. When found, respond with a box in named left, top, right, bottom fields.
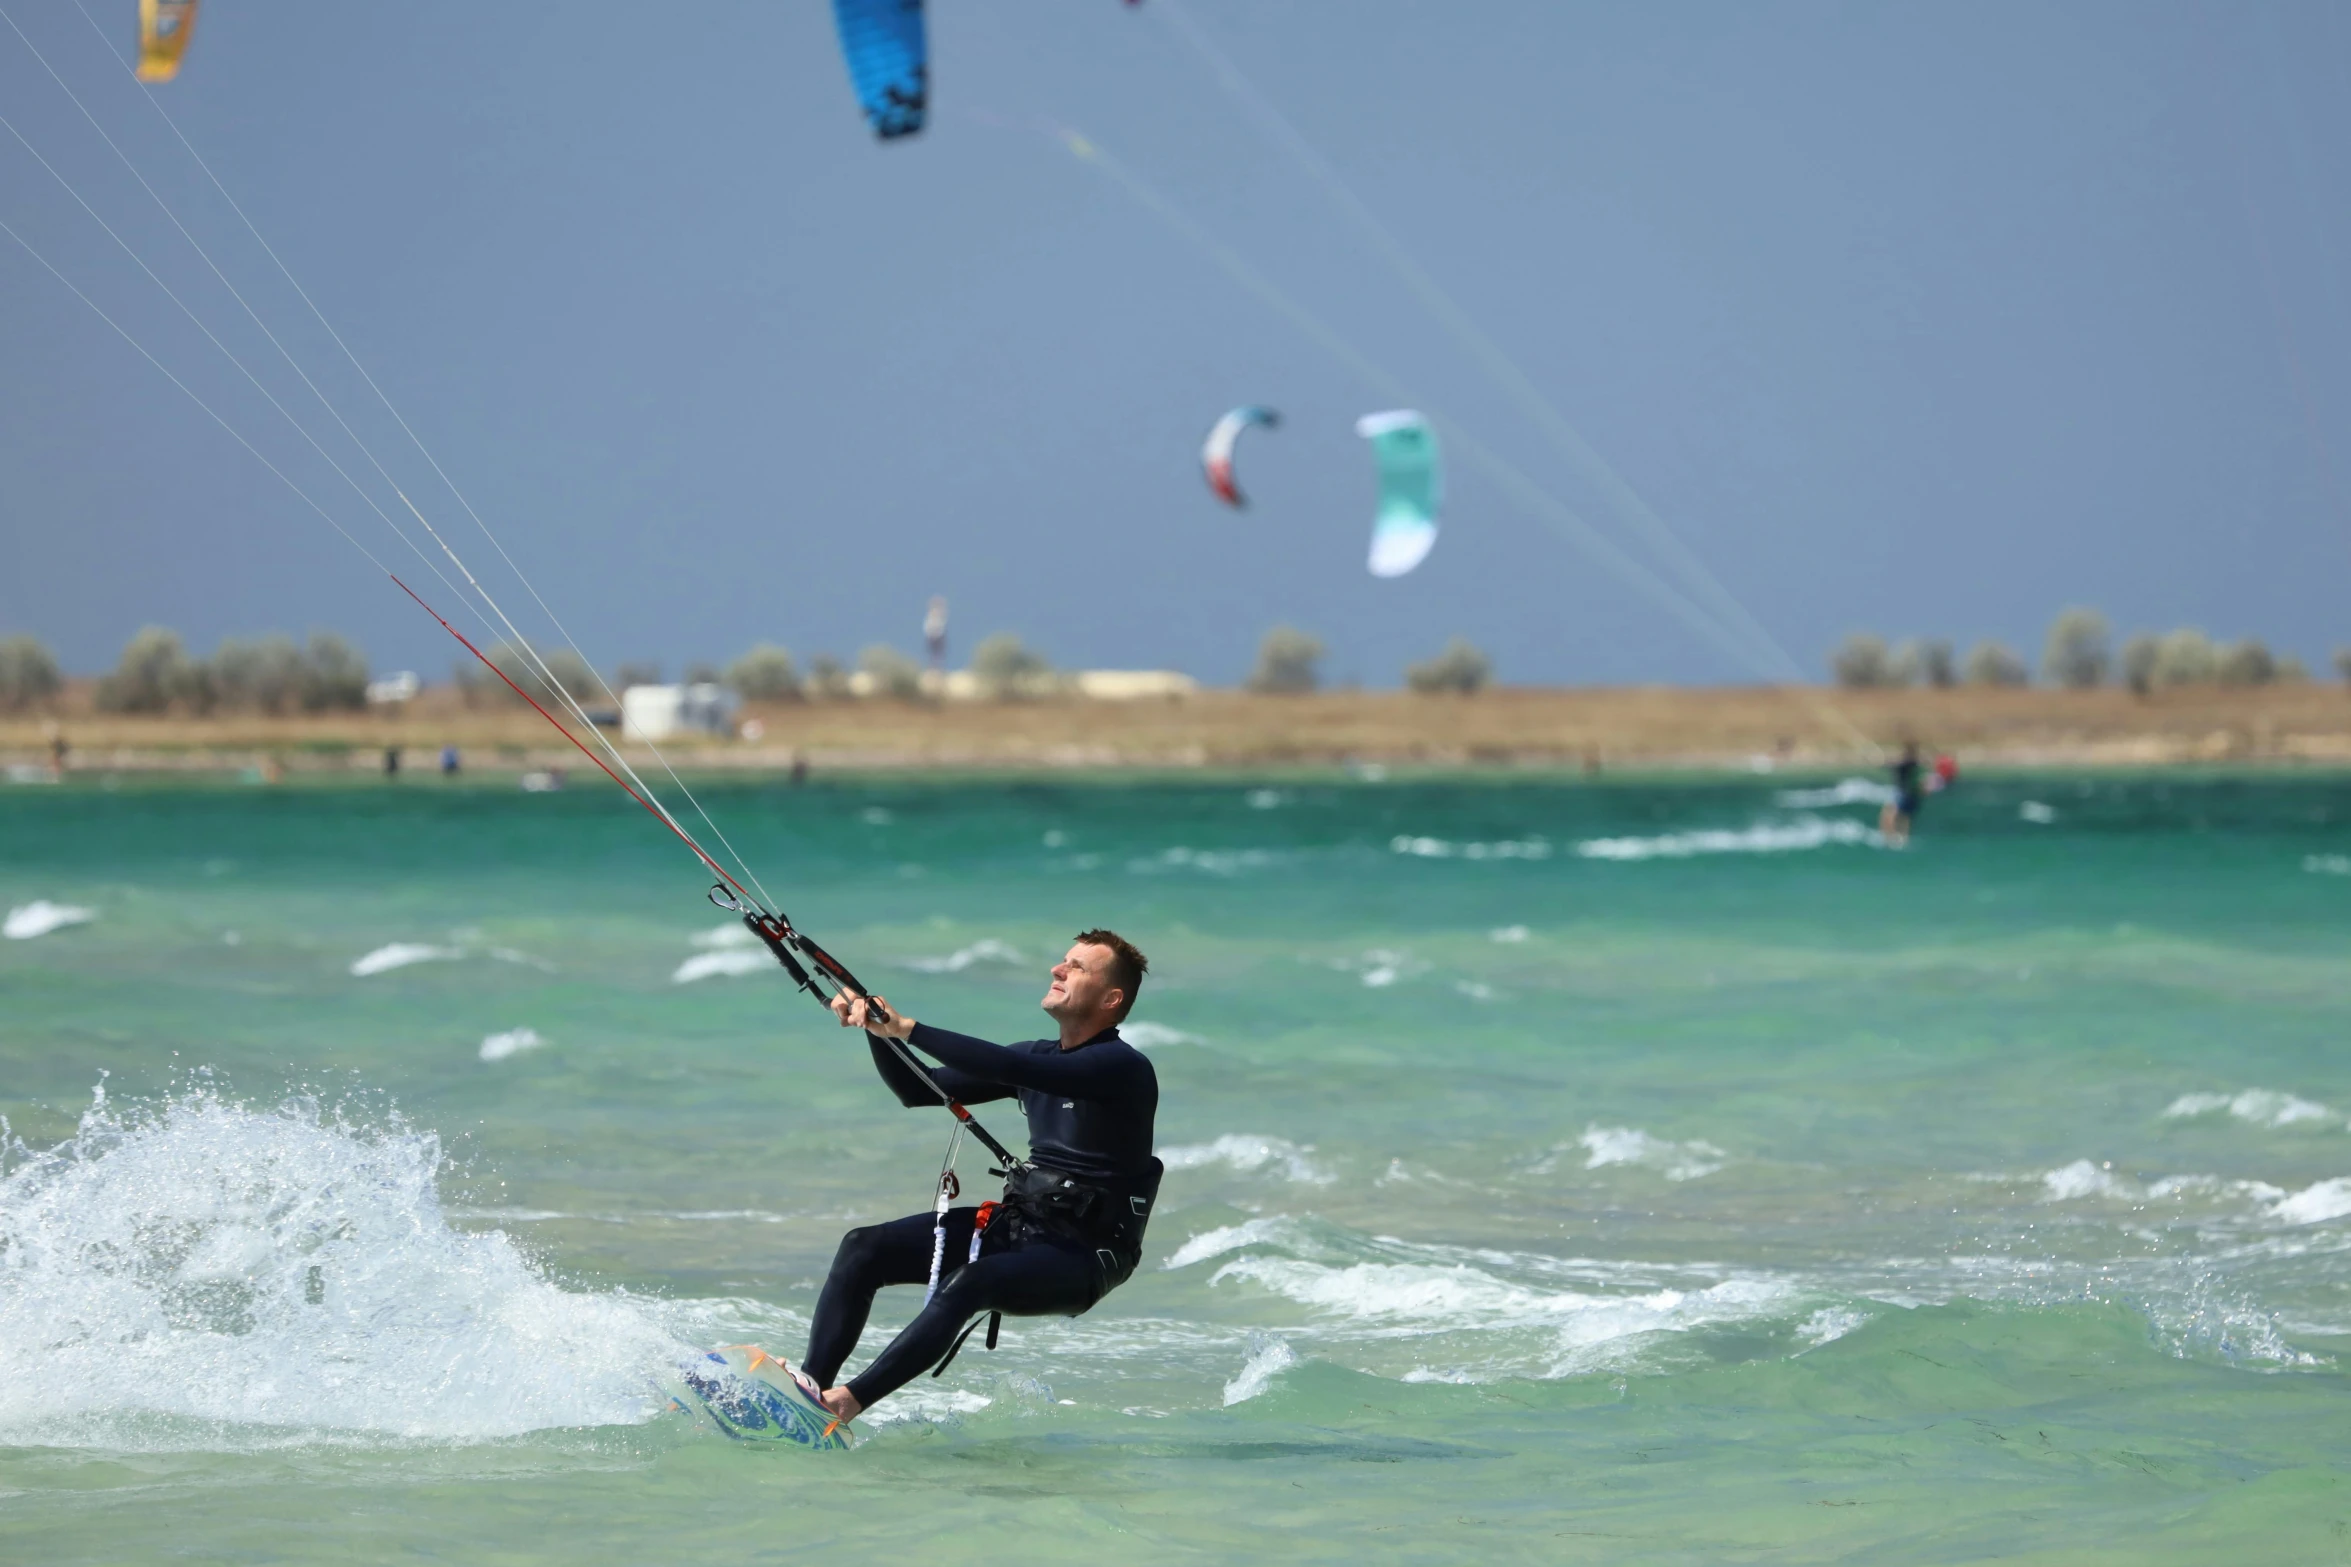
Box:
left=667, top=1345, right=854, bottom=1450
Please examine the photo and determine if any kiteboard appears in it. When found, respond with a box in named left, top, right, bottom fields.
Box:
left=666, top=1345, right=853, bottom=1451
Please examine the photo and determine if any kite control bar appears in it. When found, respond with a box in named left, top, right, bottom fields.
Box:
left=710, top=883, right=1024, bottom=1172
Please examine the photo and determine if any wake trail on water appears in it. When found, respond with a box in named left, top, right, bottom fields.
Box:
left=0, top=1088, right=715, bottom=1451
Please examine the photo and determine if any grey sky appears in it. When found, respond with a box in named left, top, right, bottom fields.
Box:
left=2, top=1, right=2345, bottom=687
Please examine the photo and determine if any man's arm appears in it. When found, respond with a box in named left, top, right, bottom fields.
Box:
left=907, top=1022, right=1137, bottom=1099
left=865, top=1031, right=1010, bottom=1107
left=833, top=991, right=1013, bottom=1107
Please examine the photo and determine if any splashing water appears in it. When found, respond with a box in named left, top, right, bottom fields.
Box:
left=0, top=1090, right=688, bottom=1449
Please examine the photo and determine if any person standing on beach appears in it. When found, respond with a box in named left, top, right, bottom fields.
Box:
left=1880, top=741, right=1924, bottom=848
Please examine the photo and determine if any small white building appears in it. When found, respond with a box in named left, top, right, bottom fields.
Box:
left=365, top=671, right=421, bottom=705
left=1072, top=670, right=1197, bottom=701
left=622, top=682, right=740, bottom=740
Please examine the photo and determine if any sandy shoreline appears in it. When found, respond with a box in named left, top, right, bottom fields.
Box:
left=5, top=684, right=2350, bottom=777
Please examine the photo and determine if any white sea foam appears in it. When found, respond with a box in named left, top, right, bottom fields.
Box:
left=1796, top=1306, right=1871, bottom=1348
left=1245, top=789, right=1287, bottom=810
left=1775, top=777, right=1894, bottom=808
left=1575, top=817, right=1878, bottom=861
left=1489, top=924, right=1530, bottom=943
left=1209, top=1254, right=1795, bottom=1376
left=1577, top=1126, right=1725, bottom=1181
left=905, top=938, right=1023, bottom=974
left=1160, top=1134, right=1330, bottom=1184
left=2041, top=1159, right=2136, bottom=1201
left=1162, top=1216, right=1328, bottom=1272
left=2019, top=801, right=2058, bottom=824
left=478, top=1028, right=544, bottom=1063
left=2163, top=1090, right=2337, bottom=1129
left=1390, top=834, right=1552, bottom=861
left=2305, top=854, right=2351, bottom=877
left=5, top=763, right=59, bottom=785
left=1222, top=1333, right=1297, bottom=1405
left=349, top=943, right=459, bottom=977
left=0, top=1093, right=686, bottom=1447
left=689, top=923, right=757, bottom=950
left=4, top=900, right=96, bottom=940
left=1331, top=948, right=1427, bottom=989
left=1134, top=846, right=1280, bottom=876
left=2271, top=1178, right=2351, bottom=1226
left=670, top=949, right=770, bottom=984
left=1119, top=1021, right=1202, bottom=1048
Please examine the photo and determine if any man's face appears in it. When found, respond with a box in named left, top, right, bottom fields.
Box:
left=1042, top=942, right=1120, bottom=1021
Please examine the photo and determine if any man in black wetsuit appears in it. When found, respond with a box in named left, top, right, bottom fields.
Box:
left=803, top=929, right=1161, bottom=1425
left=1880, top=740, right=1923, bottom=848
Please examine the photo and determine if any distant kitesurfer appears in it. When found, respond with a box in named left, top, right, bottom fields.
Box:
left=1881, top=741, right=1923, bottom=848
left=802, top=931, right=1162, bottom=1425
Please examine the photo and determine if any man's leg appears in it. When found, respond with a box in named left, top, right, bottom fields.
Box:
left=840, top=1240, right=1100, bottom=1414
left=802, top=1209, right=975, bottom=1389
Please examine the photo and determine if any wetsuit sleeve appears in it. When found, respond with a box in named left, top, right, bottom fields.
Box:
left=907, top=1022, right=1136, bottom=1099
left=866, top=1032, right=1010, bottom=1107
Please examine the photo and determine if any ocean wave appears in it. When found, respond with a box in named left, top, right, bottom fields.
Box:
left=2164, top=1089, right=2339, bottom=1129
left=1119, top=1021, right=1201, bottom=1049
left=690, top=923, right=758, bottom=950
left=1774, top=777, right=1893, bottom=808
left=349, top=942, right=460, bottom=977
left=1162, top=1215, right=1331, bottom=1272
left=4, top=900, right=96, bottom=940
left=1571, top=1125, right=1725, bottom=1181
left=478, top=1028, right=544, bottom=1063
left=2271, top=1178, right=2351, bottom=1226
left=2306, top=854, right=2351, bottom=877
left=2041, top=1159, right=2136, bottom=1201
left=670, top=949, right=770, bottom=984
left=1209, top=1253, right=1796, bottom=1376
left=2019, top=801, right=2058, bottom=824
left=1160, top=1134, right=1330, bottom=1184
left=1489, top=924, right=1530, bottom=943
left=1389, top=835, right=1552, bottom=861
left=1132, top=847, right=1280, bottom=876
left=1222, top=1332, right=1297, bottom=1405
left=1331, top=948, right=1427, bottom=989
left=1574, top=816, right=1879, bottom=861
left=904, top=939, right=1023, bottom=974
left=0, top=1091, right=687, bottom=1448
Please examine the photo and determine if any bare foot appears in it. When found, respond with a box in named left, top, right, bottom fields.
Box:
left=820, top=1386, right=862, bottom=1424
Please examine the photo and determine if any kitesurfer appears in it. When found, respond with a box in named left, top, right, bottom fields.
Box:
left=1880, top=740, right=1924, bottom=848
left=801, top=931, right=1162, bottom=1424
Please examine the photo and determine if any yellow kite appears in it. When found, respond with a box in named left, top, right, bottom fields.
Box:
left=136, top=0, right=199, bottom=82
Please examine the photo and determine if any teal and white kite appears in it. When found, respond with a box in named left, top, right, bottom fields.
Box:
left=1355, top=411, right=1441, bottom=577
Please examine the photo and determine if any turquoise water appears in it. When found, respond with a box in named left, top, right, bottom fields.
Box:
left=4, top=769, right=2350, bottom=1563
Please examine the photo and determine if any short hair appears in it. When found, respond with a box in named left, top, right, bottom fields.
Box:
left=1074, top=928, right=1147, bottom=1022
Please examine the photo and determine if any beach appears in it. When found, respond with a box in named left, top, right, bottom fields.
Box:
left=6, top=681, right=2350, bottom=776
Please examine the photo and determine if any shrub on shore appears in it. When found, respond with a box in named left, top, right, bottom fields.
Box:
left=458, top=641, right=596, bottom=708
left=97, top=627, right=205, bottom=713
left=1248, top=626, right=1324, bottom=694
left=972, top=633, right=1054, bottom=700
left=1963, top=641, right=2029, bottom=687
left=0, top=634, right=62, bottom=711
left=1830, top=633, right=1893, bottom=689
left=725, top=645, right=800, bottom=702
left=1405, top=638, right=1492, bottom=694
left=858, top=644, right=924, bottom=700
left=2042, top=608, right=2110, bottom=689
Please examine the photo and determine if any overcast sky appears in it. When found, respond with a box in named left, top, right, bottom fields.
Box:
left=2, top=1, right=2346, bottom=687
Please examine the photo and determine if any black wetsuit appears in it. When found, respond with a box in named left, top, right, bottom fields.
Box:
left=1891, top=756, right=1922, bottom=817
left=803, top=1021, right=1159, bottom=1409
